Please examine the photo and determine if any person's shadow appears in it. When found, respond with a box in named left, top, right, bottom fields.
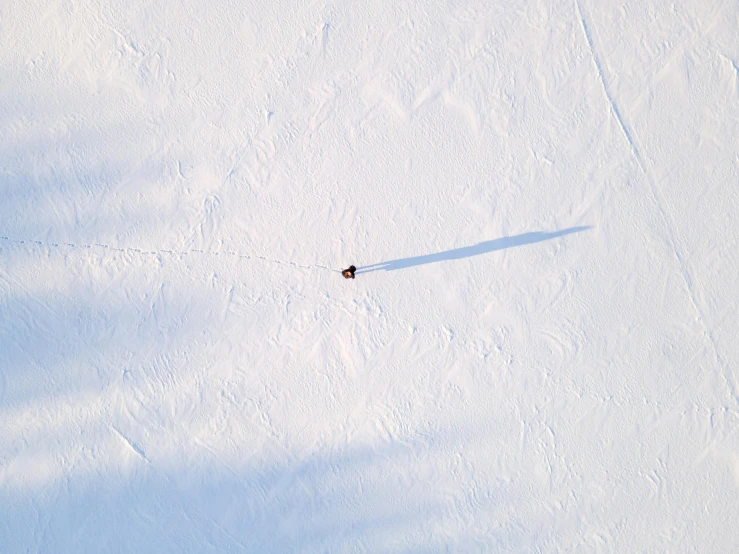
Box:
left=356, top=226, right=590, bottom=274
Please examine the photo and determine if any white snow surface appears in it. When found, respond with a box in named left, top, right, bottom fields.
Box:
left=2, top=0, right=739, bottom=552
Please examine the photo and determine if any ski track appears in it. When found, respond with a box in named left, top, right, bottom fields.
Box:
left=574, top=0, right=738, bottom=408
left=574, top=0, right=647, bottom=173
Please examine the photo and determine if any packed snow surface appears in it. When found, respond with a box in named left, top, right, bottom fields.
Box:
left=2, top=0, right=739, bottom=551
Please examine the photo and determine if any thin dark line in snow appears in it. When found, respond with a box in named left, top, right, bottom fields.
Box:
left=574, top=0, right=738, bottom=407
left=0, top=235, right=336, bottom=273
left=574, top=0, right=645, bottom=172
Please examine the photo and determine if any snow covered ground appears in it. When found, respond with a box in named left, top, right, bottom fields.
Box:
left=1, top=0, right=738, bottom=551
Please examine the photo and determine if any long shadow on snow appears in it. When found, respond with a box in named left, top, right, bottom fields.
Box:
left=357, top=226, right=590, bottom=274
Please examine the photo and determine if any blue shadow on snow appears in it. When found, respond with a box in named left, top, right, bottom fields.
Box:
left=356, top=226, right=590, bottom=274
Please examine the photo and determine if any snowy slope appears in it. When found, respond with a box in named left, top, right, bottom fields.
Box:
left=1, top=0, right=738, bottom=551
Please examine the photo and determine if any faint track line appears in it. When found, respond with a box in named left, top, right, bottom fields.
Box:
left=574, top=0, right=646, bottom=172
left=0, top=235, right=336, bottom=273
left=574, top=0, right=738, bottom=407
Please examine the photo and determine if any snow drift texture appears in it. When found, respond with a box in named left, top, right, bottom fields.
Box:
left=1, top=0, right=738, bottom=552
